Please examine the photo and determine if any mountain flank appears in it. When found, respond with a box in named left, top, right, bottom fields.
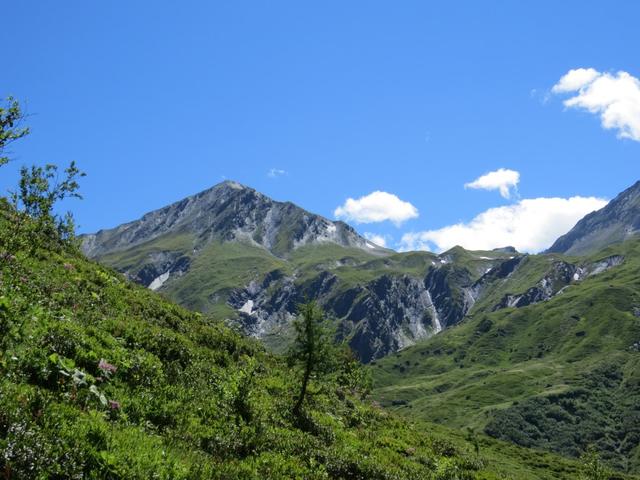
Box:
left=547, top=180, right=640, bottom=256
left=82, top=180, right=388, bottom=259
left=83, top=180, right=640, bottom=363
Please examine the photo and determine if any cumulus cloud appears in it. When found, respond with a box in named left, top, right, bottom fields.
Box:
left=552, top=68, right=601, bottom=93
left=464, top=168, right=520, bottom=199
left=267, top=168, right=287, bottom=178
left=399, top=196, right=607, bottom=253
left=364, top=232, right=389, bottom=248
left=334, top=191, right=419, bottom=226
left=552, top=68, right=640, bottom=141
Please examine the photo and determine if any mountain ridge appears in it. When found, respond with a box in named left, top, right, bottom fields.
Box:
left=82, top=180, right=389, bottom=259
left=82, top=180, right=640, bottom=363
left=547, top=180, right=640, bottom=256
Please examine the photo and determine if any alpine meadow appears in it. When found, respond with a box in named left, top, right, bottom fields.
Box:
left=2, top=2, right=640, bottom=479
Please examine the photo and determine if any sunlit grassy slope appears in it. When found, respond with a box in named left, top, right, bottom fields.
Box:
left=372, top=239, right=640, bottom=475
left=4, top=202, right=634, bottom=479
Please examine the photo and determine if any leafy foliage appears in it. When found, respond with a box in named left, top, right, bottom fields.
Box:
left=580, top=445, right=612, bottom=480
left=9, top=161, right=86, bottom=246
left=1, top=97, right=85, bottom=253
left=0, top=96, right=30, bottom=167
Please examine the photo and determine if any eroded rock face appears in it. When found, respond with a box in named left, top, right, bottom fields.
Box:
left=467, top=256, right=524, bottom=304
left=494, top=255, right=624, bottom=310
left=225, top=250, right=626, bottom=362
left=228, top=270, right=301, bottom=337
left=82, top=181, right=387, bottom=259
left=128, top=253, right=191, bottom=289
left=227, top=258, right=510, bottom=362
left=344, top=275, right=440, bottom=362
left=228, top=271, right=442, bottom=362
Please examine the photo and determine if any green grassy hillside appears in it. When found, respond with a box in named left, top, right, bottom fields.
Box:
left=5, top=200, right=632, bottom=478
left=3, top=202, right=610, bottom=479
left=372, top=239, right=640, bottom=475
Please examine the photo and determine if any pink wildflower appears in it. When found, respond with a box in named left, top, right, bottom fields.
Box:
left=98, top=359, right=117, bottom=375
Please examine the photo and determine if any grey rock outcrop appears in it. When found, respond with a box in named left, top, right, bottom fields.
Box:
left=82, top=180, right=388, bottom=259
left=494, top=255, right=624, bottom=310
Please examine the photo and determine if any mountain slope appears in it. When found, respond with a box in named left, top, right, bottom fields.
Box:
left=84, top=182, right=537, bottom=361
left=83, top=181, right=635, bottom=363
left=372, top=238, right=640, bottom=474
left=1, top=200, right=606, bottom=480
left=89, top=224, right=531, bottom=361
left=82, top=180, right=387, bottom=259
left=547, top=180, right=640, bottom=256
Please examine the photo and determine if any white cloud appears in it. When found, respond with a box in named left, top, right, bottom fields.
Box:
left=552, top=68, right=601, bottom=93
left=399, top=196, right=607, bottom=253
left=334, top=191, right=418, bottom=226
left=364, top=232, right=389, bottom=248
left=267, top=168, right=287, bottom=178
left=552, top=68, right=640, bottom=141
left=464, top=168, right=520, bottom=199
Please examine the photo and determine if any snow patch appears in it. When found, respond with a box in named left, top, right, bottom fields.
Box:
left=148, top=271, right=170, bottom=291
left=432, top=312, right=443, bottom=334
left=239, top=299, right=254, bottom=315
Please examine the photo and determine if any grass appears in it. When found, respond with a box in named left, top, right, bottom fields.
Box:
left=3, top=202, right=632, bottom=478
left=0, top=204, right=495, bottom=479
left=372, top=238, right=640, bottom=475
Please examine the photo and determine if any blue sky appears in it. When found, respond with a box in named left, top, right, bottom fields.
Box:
left=1, top=1, right=638, bottom=252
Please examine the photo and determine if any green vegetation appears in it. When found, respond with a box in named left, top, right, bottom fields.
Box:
left=372, top=240, right=640, bottom=476
left=288, top=301, right=334, bottom=417
left=0, top=96, right=495, bottom=479
left=5, top=204, right=634, bottom=478
left=3, top=199, right=515, bottom=479
left=0, top=96, right=30, bottom=167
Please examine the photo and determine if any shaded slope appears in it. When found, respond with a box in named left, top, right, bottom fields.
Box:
left=548, top=180, right=640, bottom=256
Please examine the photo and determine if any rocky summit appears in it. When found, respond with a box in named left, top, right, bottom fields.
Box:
left=82, top=180, right=386, bottom=259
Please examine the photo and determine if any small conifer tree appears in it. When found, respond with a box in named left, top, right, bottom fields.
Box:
left=288, top=301, right=332, bottom=418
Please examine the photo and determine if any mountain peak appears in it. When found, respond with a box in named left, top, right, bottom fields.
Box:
left=547, top=180, right=640, bottom=256
left=82, top=181, right=388, bottom=258
left=219, top=179, right=245, bottom=189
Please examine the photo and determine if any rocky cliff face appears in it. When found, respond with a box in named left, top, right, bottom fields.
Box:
left=226, top=252, right=535, bottom=362
left=547, top=180, right=640, bottom=256
left=82, top=180, right=387, bottom=259
left=493, top=255, right=624, bottom=310
left=228, top=270, right=443, bottom=362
